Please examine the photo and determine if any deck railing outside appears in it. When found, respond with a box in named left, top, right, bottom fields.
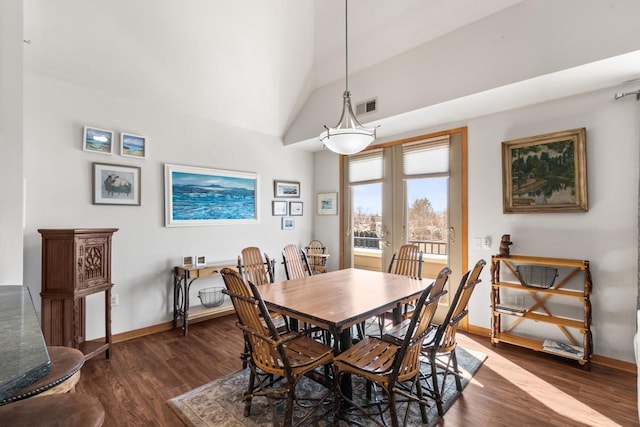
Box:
left=353, top=236, right=447, bottom=256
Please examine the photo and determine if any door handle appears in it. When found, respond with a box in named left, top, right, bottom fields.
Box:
left=448, top=227, right=455, bottom=245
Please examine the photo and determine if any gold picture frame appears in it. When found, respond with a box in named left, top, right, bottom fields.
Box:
left=502, top=128, right=587, bottom=213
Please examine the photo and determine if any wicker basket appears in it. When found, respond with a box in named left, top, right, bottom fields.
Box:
left=516, top=265, right=558, bottom=289
left=198, top=287, right=225, bottom=308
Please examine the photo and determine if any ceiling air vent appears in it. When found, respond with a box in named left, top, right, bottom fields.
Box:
left=356, top=97, right=377, bottom=116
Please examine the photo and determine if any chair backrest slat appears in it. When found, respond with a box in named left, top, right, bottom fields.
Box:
left=435, top=259, right=486, bottom=352
left=392, top=267, right=450, bottom=382
left=388, top=244, right=423, bottom=279
left=238, top=246, right=274, bottom=286
left=305, top=240, right=327, bottom=273
left=282, top=244, right=311, bottom=280
left=220, top=268, right=285, bottom=374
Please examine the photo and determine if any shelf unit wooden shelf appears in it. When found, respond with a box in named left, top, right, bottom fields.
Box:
left=490, top=254, right=592, bottom=368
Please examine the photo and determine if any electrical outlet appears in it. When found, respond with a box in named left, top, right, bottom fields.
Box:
left=111, top=293, right=119, bottom=307
left=481, top=237, right=491, bottom=250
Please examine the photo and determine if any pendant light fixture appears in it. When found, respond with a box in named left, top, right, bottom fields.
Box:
left=320, top=0, right=378, bottom=155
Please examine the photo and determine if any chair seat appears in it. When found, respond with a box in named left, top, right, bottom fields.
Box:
left=281, top=335, right=333, bottom=370
left=334, top=337, right=399, bottom=379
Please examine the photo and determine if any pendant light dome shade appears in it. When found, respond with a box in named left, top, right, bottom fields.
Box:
left=320, top=0, right=377, bottom=155
left=320, top=91, right=376, bottom=155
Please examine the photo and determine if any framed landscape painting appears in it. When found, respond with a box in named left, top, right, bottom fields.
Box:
left=274, top=180, right=300, bottom=198
left=120, top=133, right=147, bottom=158
left=164, top=164, right=259, bottom=226
left=502, top=128, right=587, bottom=213
left=84, top=126, right=113, bottom=154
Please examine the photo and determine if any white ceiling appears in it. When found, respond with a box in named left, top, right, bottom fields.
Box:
left=23, top=0, right=525, bottom=139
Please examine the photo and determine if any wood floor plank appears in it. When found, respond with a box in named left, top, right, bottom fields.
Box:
left=75, top=315, right=638, bottom=426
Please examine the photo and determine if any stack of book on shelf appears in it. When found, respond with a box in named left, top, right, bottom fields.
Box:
left=495, top=304, right=525, bottom=316
left=542, top=339, right=584, bottom=358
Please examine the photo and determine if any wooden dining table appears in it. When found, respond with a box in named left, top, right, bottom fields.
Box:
left=258, top=268, right=431, bottom=398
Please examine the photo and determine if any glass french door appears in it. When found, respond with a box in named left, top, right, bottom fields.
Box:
left=343, top=129, right=466, bottom=319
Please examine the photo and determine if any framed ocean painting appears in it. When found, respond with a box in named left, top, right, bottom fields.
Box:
left=120, top=133, right=147, bottom=159
left=164, top=164, right=259, bottom=227
left=83, top=126, right=114, bottom=154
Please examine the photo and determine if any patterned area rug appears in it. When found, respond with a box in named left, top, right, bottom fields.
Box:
left=168, top=347, right=486, bottom=426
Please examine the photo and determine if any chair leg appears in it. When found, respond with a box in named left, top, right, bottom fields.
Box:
left=451, top=349, right=463, bottom=391
left=333, top=368, right=342, bottom=425
left=244, top=367, right=256, bottom=417
left=388, top=390, right=399, bottom=427
left=430, top=354, right=445, bottom=416
left=414, top=375, right=429, bottom=424
left=284, top=385, right=295, bottom=427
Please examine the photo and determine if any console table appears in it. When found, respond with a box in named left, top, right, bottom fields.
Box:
left=173, top=261, right=237, bottom=336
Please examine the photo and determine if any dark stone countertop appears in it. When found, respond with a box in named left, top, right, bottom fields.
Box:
left=0, top=286, right=51, bottom=401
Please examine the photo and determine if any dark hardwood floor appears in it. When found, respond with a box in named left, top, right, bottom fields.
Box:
left=77, top=315, right=638, bottom=426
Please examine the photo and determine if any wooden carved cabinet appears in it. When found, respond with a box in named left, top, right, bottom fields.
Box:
left=38, top=228, right=118, bottom=360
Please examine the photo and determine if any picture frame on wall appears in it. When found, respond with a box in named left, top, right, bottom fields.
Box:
left=282, top=217, right=295, bottom=230
left=93, top=162, right=141, bottom=205
left=289, top=201, right=303, bottom=216
left=120, top=133, right=147, bottom=159
left=83, top=126, right=114, bottom=155
left=164, top=164, right=259, bottom=226
left=502, top=128, right=587, bottom=213
left=317, top=192, right=338, bottom=215
left=274, top=180, right=300, bottom=198
left=272, top=200, right=287, bottom=216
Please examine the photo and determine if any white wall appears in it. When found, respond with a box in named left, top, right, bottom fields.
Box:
left=312, top=149, right=341, bottom=271
left=314, top=83, right=640, bottom=363
left=23, top=75, right=314, bottom=338
left=287, top=0, right=640, bottom=145
left=0, top=0, right=24, bottom=286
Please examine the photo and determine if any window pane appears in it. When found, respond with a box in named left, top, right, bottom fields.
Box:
left=406, top=177, right=448, bottom=255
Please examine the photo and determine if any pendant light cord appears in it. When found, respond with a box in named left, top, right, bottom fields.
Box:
left=345, top=0, right=349, bottom=93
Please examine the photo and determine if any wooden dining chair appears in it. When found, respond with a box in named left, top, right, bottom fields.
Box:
left=305, top=240, right=327, bottom=274
left=238, top=246, right=275, bottom=285
left=332, top=271, right=449, bottom=427
left=282, top=244, right=311, bottom=280
left=220, top=268, right=334, bottom=427
left=376, top=244, right=424, bottom=335
left=421, top=259, right=485, bottom=416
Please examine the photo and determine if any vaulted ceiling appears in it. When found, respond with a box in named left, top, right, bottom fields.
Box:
left=23, top=0, right=640, bottom=150
left=23, top=0, right=523, bottom=137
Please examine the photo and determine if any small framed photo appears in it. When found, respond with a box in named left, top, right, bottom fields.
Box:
left=120, top=133, right=147, bottom=159
left=182, top=255, right=195, bottom=266
left=195, top=255, right=207, bottom=266
left=281, top=217, right=295, bottom=230
left=272, top=200, right=287, bottom=216
left=289, top=201, right=303, bottom=216
left=83, top=126, right=114, bottom=155
left=274, top=180, right=300, bottom=198
left=93, top=162, right=141, bottom=206
left=317, top=192, right=338, bottom=215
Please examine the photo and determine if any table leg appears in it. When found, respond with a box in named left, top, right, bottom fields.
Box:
left=172, top=269, right=180, bottom=329
left=183, top=271, right=192, bottom=336
left=332, top=327, right=353, bottom=401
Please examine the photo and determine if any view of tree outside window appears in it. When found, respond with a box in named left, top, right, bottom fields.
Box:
left=352, top=178, right=448, bottom=255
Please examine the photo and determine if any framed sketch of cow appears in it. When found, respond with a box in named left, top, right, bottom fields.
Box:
left=93, top=163, right=142, bottom=206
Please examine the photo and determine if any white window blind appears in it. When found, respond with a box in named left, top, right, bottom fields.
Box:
left=348, top=149, right=383, bottom=183
left=403, top=137, right=449, bottom=176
